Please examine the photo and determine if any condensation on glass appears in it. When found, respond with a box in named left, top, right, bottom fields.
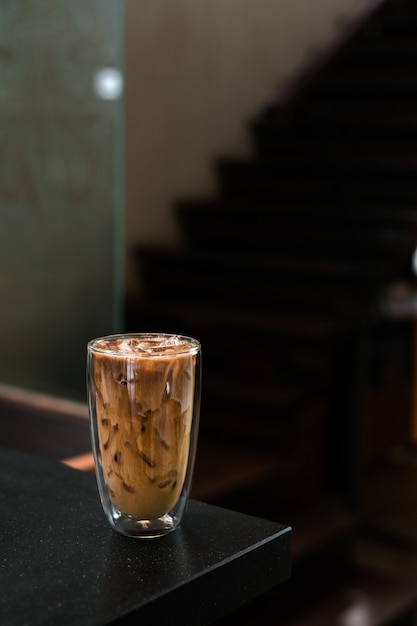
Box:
left=0, top=1, right=125, bottom=401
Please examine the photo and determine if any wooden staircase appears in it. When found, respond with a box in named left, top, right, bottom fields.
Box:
left=127, top=1, right=417, bottom=622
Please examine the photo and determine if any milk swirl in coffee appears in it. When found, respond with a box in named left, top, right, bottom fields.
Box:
left=90, top=335, right=198, bottom=520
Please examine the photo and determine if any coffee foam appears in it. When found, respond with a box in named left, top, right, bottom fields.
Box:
left=91, top=335, right=198, bottom=357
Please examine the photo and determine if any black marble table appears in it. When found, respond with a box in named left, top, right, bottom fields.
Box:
left=0, top=446, right=291, bottom=626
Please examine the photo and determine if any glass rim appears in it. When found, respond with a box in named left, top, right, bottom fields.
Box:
left=87, top=332, right=201, bottom=357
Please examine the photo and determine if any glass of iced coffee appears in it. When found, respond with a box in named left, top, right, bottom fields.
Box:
left=87, top=332, right=201, bottom=538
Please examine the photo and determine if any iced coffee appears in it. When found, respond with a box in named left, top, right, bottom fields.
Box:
left=87, top=333, right=201, bottom=537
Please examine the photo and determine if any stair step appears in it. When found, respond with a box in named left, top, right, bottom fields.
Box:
left=128, top=297, right=351, bottom=338
left=178, top=199, right=417, bottom=230
left=135, top=247, right=400, bottom=320
left=178, top=204, right=417, bottom=263
left=217, top=159, right=417, bottom=205
left=335, top=37, right=417, bottom=68
left=255, top=138, right=417, bottom=164
left=202, top=374, right=327, bottom=416
left=218, top=155, right=417, bottom=180
left=253, top=109, right=417, bottom=137
left=252, top=123, right=417, bottom=159
left=200, top=388, right=329, bottom=452
left=220, top=175, right=417, bottom=206
left=177, top=201, right=417, bottom=256
left=252, top=142, right=417, bottom=166
left=320, top=66, right=417, bottom=87
left=300, top=99, right=417, bottom=123
left=137, top=246, right=402, bottom=288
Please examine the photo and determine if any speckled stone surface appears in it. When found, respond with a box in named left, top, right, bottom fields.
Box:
left=0, top=446, right=291, bottom=626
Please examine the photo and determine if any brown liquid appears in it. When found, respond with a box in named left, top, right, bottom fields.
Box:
left=91, top=336, right=197, bottom=519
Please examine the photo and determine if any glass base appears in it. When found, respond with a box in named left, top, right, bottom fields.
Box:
left=107, top=507, right=180, bottom=539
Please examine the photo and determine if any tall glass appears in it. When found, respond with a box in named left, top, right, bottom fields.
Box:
left=87, top=333, right=201, bottom=538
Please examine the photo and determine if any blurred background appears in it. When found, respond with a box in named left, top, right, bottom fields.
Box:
left=2, top=0, right=417, bottom=624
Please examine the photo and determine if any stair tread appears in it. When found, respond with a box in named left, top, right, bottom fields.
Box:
left=218, top=154, right=417, bottom=175
left=178, top=198, right=417, bottom=226
left=254, top=108, right=417, bottom=130
left=319, top=67, right=417, bottom=84
left=220, top=176, right=417, bottom=203
left=130, top=297, right=351, bottom=337
left=138, top=245, right=404, bottom=282
left=339, top=37, right=417, bottom=57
